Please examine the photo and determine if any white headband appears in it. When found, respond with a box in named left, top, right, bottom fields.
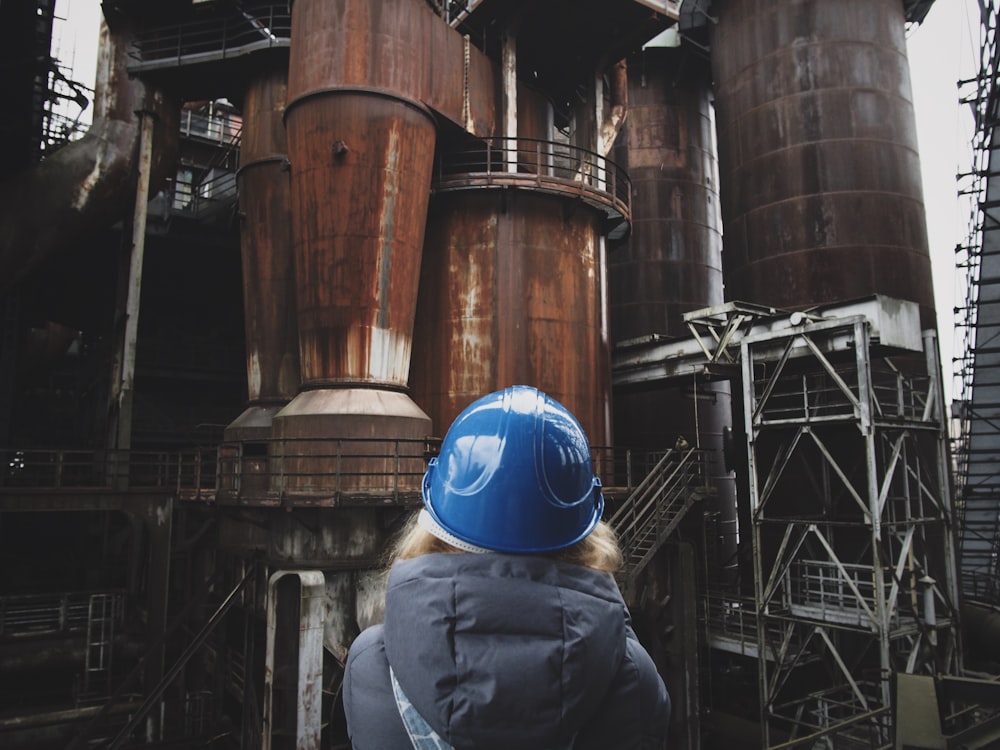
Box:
left=417, top=509, right=491, bottom=554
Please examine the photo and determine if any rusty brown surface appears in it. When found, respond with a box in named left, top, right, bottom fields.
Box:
left=285, top=0, right=438, bottom=391
left=610, top=47, right=722, bottom=345
left=289, top=0, right=495, bottom=138
left=236, top=70, right=300, bottom=410
left=411, top=189, right=611, bottom=444
left=516, top=83, right=551, bottom=143
left=275, top=0, right=438, bottom=466
left=710, top=0, right=936, bottom=328
left=285, top=90, right=435, bottom=387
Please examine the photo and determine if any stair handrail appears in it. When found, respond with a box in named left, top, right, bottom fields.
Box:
left=104, top=567, right=255, bottom=749
left=610, top=447, right=708, bottom=588
left=609, top=447, right=700, bottom=542
left=66, top=558, right=248, bottom=750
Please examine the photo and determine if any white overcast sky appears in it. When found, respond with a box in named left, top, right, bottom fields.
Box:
left=907, top=0, right=981, bottom=403
left=54, top=0, right=981, bottom=401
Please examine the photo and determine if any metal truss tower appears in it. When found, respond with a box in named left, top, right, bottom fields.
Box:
left=614, top=296, right=963, bottom=748
left=740, top=305, right=962, bottom=746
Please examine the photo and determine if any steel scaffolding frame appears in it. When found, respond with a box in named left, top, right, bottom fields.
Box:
left=955, top=0, right=1000, bottom=606
left=741, top=315, right=962, bottom=747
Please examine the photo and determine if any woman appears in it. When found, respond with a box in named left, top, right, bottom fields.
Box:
left=343, top=386, right=671, bottom=749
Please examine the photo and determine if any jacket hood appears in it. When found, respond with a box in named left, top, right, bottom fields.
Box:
left=382, top=553, right=627, bottom=749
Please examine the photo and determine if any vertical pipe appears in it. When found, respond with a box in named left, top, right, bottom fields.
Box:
left=502, top=26, right=518, bottom=172
left=227, top=69, right=300, bottom=443
left=599, top=59, right=628, bottom=158
left=114, top=110, right=156, bottom=455
left=263, top=571, right=325, bottom=750
left=296, top=578, right=326, bottom=749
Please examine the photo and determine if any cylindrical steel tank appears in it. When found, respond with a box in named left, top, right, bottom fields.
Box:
left=710, top=0, right=935, bottom=328
left=274, top=0, right=436, bottom=492
left=226, top=69, right=300, bottom=443
left=609, top=46, right=738, bottom=578
left=611, top=47, right=722, bottom=342
left=411, top=188, right=612, bottom=446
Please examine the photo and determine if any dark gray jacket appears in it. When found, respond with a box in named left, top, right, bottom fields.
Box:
left=343, top=553, right=670, bottom=750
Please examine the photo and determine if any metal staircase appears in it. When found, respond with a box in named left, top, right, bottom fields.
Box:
left=609, top=446, right=711, bottom=593
left=67, top=567, right=254, bottom=750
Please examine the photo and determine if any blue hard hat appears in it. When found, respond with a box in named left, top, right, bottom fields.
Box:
left=421, top=385, right=604, bottom=553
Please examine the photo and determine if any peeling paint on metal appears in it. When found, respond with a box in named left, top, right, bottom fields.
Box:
left=72, top=148, right=105, bottom=212
left=247, top=350, right=263, bottom=396
left=377, top=127, right=400, bottom=331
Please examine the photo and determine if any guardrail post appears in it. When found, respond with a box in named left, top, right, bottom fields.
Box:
left=194, top=450, right=202, bottom=499
left=175, top=451, right=182, bottom=494
left=393, top=440, right=400, bottom=499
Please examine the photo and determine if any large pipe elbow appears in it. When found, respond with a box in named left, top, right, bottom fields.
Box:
left=599, top=58, right=628, bottom=157
left=0, top=17, right=179, bottom=295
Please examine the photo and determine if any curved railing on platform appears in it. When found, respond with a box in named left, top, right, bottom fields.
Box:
left=433, top=137, right=632, bottom=239
left=128, top=3, right=291, bottom=71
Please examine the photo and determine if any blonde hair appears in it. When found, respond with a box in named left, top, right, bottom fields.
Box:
left=386, top=511, right=623, bottom=574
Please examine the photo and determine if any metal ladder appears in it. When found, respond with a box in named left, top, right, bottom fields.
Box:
left=83, top=592, right=115, bottom=697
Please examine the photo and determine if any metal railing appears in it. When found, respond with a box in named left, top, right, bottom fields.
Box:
left=703, top=591, right=759, bottom=650
left=434, top=137, right=631, bottom=226
left=1, top=443, right=686, bottom=506
left=0, top=590, right=124, bottom=638
left=180, top=110, right=243, bottom=146
left=608, top=447, right=710, bottom=585
left=750, top=361, right=935, bottom=426
left=215, top=437, right=435, bottom=502
left=169, top=169, right=239, bottom=218
left=2, top=447, right=218, bottom=498
left=129, top=3, right=291, bottom=71
left=702, top=590, right=818, bottom=663
left=783, top=560, right=881, bottom=628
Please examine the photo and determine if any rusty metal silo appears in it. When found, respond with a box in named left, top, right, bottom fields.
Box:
left=226, top=69, right=300, bottom=443
left=412, top=184, right=612, bottom=444
left=609, top=46, right=738, bottom=575
left=273, top=0, right=436, bottom=493
left=710, top=0, right=936, bottom=328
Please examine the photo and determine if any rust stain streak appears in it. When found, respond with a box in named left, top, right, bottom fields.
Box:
left=377, top=126, right=401, bottom=331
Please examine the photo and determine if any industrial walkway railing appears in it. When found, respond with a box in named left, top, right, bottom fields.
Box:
left=127, top=2, right=291, bottom=72
left=434, top=136, right=632, bottom=240
left=1, top=442, right=682, bottom=506
left=608, top=446, right=711, bottom=592
left=1, top=447, right=218, bottom=497
left=0, top=590, right=124, bottom=638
